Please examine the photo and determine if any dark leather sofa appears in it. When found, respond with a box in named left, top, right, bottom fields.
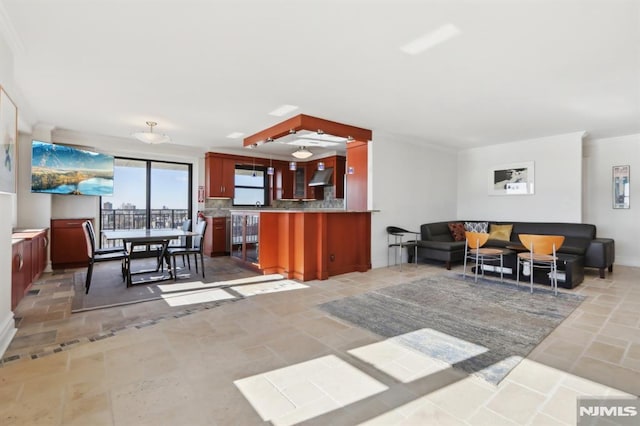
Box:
left=414, top=221, right=615, bottom=288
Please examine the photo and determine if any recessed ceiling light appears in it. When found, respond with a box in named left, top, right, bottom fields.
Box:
left=400, top=23, right=461, bottom=55
left=227, top=132, right=245, bottom=139
left=268, top=104, right=299, bottom=117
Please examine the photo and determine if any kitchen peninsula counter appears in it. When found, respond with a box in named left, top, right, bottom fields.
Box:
left=230, top=209, right=371, bottom=281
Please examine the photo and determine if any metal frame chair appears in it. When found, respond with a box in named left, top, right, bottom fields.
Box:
left=169, top=218, right=193, bottom=267
left=167, top=220, right=207, bottom=281
left=516, top=234, right=565, bottom=295
left=386, top=226, right=419, bottom=271
left=85, top=220, right=126, bottom=255
left=82, top=220, right=130, bottom=294
left=463, top=231, right=507, bottom=282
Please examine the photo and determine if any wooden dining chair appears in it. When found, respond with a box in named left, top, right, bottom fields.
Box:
left=82, top=221, right=131, bottom=294
left=167, top=220, right=207, bottom=281
left=516, top=234, right=565, bottom=295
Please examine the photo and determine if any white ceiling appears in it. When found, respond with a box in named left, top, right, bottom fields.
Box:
left=1, top=0, right=639, bottom=157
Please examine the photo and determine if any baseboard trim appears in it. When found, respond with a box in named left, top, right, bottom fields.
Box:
left=0, top=311, right=17, bottom=358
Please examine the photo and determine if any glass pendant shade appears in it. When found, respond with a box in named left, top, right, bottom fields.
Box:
left=132, top=121, right=170, bottom=144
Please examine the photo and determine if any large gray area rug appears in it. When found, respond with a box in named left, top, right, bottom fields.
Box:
left=319, top=274, right=585, bottom=385
left=72, top=256, right=258, bottom=312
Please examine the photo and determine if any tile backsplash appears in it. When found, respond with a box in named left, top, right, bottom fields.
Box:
left=202, top=186, right=344, bottom=216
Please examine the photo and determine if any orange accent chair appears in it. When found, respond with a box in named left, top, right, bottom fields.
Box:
left=463, top=231, right=507, bottom=282
left=516, top=234, right=565, bottom=295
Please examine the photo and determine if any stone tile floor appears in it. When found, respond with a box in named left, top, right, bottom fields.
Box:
left=1, top=258, right=638, bottom=425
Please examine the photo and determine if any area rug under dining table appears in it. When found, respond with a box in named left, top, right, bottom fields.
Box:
left=71, top=256, right=261, bottom=312
left=319, top=274, right=585, bottom=385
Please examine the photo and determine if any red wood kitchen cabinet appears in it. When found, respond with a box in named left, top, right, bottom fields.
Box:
left=11, top=240, right=27, bottom=310
left=12, top=228, right=49, bottom=282
left=203, top=216, right=228, bottom=256
left=51, top=218, right=92, bottom=269
left=205, top=153, right=236, bottom=198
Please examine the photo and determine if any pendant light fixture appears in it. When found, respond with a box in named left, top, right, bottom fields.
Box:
left=132, top=121, right=171, bottom=144
left=267, top=157, right=274, bottom=175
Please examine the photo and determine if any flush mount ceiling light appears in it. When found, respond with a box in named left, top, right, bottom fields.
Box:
left=400, top=23, right=461, bottom=55
left=268, top=104, right=299, bottom=117
left=132, top=121, right=170, bottom=144
left=291, top=146, right=313, bottom=159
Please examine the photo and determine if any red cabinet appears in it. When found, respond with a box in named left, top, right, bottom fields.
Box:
left=205, top=153, right=236, bottom=198
left=11, top=228, right=49, bottom=307
left=203, top=217, right=228, bottom=257
left=11, top=228, right=49, bottom=310
left=30, top=231, right=48, bottom=281
left=51, top=218, right=91, bottom=269
left=308, top=156, right=346, bottom=200
left=272, top=160, right=295, bottom=200
left=11, top=240, right=26, bottom=310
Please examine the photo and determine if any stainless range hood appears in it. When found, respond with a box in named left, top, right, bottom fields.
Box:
left=308, top=167, right=334, bottom=186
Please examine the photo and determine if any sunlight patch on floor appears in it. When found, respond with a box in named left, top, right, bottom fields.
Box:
left=155, top=273, right=285, bottom=293
left=394, top=328, right=488, bottom=365
left=349, top=336, right=450, bottom=383
left=234, top=355, right=388, bottom=426
left=160, top=288, right=235, bottom=307
left=231, top=280, right=309, bottom=297
left=359, top=357, right=638, bottom=426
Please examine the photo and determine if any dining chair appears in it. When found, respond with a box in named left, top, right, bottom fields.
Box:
left=82, top=220, right=131, bottom=294
left=516, top=234, right=565, bottom=295
left=169, top=218, right=192, bottom=267
left=386, top=226, right=419, bottom=270
left=167, top=219, right=207, bottom=281
left=462, top=231, right=507, bottom=282
left=85, top=220, right=127, bottom=255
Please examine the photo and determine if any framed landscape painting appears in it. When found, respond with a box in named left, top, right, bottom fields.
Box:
left=0, top=86, right=18, bottom=194
left=488, top=161, right=535, bottom=196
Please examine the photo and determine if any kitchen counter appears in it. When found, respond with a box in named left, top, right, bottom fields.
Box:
left=230, top=210, right=371, bottom=281
left=12, top=227, right=48, bottom=237
left=230, top=208, right=376, bottom=213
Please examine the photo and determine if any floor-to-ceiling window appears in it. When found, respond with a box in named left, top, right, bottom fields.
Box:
left=100, top=157, right=192, bottom=248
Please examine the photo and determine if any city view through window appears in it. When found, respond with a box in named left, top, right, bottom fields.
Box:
left=100, top=159, right=191, bottom=246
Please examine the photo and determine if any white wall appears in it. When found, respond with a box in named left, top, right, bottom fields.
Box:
left=457, top=132, right=584, bottom=222
left=47, top=128, right=205, bottom=227
left=370, top=131, right=458, bottom=268
left=0, top=29, right=17, bottom=355
left=17, top=126, right=52, bottom=230
left=584, top=134, right=640, bottom=266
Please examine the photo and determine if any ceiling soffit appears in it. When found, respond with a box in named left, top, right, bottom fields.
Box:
left=243, top=114, right=373, bottom=148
